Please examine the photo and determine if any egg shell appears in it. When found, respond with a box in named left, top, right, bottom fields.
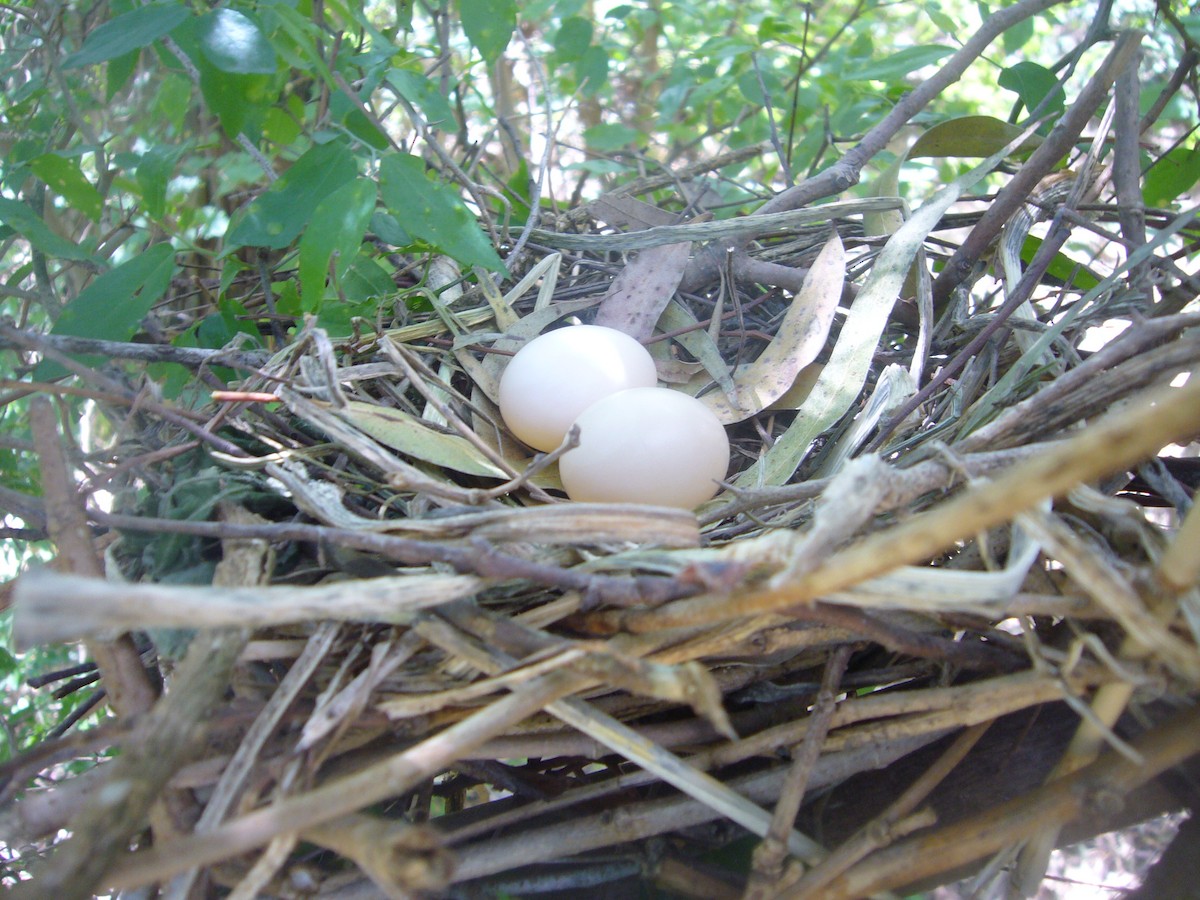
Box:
left=498, top=325, right=658, bottom=451
left=559, top=386, right=730, bottom=508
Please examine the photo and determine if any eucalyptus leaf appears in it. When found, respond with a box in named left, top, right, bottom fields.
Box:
left=701, top=233, right=844, bottom=424
left=909, top=115, right=1043, bottom=159
left=338, top=400, right=510, bottom=479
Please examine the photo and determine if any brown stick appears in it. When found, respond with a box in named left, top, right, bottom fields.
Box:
left=814, top=707, right=1200, bottom=898
left=932, top=30, right=1143, bottom=306
left=28, top=397, right=157, bottom=718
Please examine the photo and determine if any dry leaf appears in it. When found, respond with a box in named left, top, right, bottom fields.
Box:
left=593, top=240, right=693, bottom=341
left=701, top=232, right=844, bottom=424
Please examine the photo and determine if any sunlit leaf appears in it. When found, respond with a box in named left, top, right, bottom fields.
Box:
left=998, top=61, right=1065, bottom=117
left=1144, top=141, right=1200, bottom=208
left=199, top=8, right=277, bottom=75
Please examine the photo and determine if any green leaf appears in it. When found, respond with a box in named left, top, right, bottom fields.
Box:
left=998, top=61, right=1065, bottom=117
left=1144, top=142, right=1200, bottom=208
left=299, top=178, right=378, bottom=311
left=390, top=70, right=456, bottom=129
left=199, top=8, right=277, bottom=75
left=106, top=48, right=140, bottom=100
left=29, top=155, right=104, bottom=222
left=198, top=62, right=271, bottom=138
left=136, top=145, right=181, bottom=220
left=583, top=123, right=642, bottom=152
left=554, top=17, right=594, bottom=59
left=575, top=45, right=609, bottom=96
left=1021, top=235, right=1100, bottom=291
left=848, top=45, right=956, bottom=82
left=339, top=400, right=509, bottom=479
left=62, top=2, right=189, bottom=69
left=0, top=197, right=95, bottom=261
left=378, top=153, right=505, bottom=273
left=909, top=115, right=1043, bottom=159
left=226, top=142, right=357, bottom=250
left=1002, top=14, right=1035, bottom=54
left=460, top=0, right=516, bottom=63
left=39, top=244, right=176, bottom=378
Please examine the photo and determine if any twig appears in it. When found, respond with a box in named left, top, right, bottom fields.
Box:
left=28, top=398, right=157, bottom=718
left=679, top=0, right=1072, bottom=291
left=815, top=707, right=1200, bottom=899
left=593, top=374, right=1200, bottom=633
left=743, top=645, right=852, bottom=896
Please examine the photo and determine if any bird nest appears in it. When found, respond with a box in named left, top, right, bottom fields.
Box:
left=6, top=83, right=1200, bottom=900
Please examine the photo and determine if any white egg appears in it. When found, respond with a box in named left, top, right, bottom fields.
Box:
left=559, top=387, right=730, bottom=508
left=498, top=325, right=658, bottom=451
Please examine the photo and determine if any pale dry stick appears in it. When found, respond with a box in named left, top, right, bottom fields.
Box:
left=814, top=707, right=1200, bottom=900
left=103, top=665, right=614, bottom=890
left=164, top=623, right=342, bottom=900
left=447, top=670, right=1094, bottom=853
left=418, top=610, right=826, bottom=863
left=227, top=834, right=298, bottom=900
left=12, top=628, right=247, bottom=900
left=744, top=646, right=853, bottom=898
left=1017, top=510, right=1200, bottom=683
left=597, top=376, right=1200, bottom=634
left=13, top=569, right=485, bottom=646
left=1156, top=496, right=1200, bottom=595
left=787, top=721, right=993, bottom=896
left=302, top=815, right=454, bottom=898
left=1011, top=503, right=1199, bottom=892
left=451, top=732, right=945, bottom=884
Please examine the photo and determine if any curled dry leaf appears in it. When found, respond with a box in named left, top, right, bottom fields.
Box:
left=593, top=239, right=694, bottom=341
left=700, top=231, right=845, bottom=424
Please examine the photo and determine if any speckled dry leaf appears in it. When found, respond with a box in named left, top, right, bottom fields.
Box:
left=593, top=240, right=693, bottom=341
left=588, top=194, right=677, bottom=230
left=701, top=232, right=844, bottom=424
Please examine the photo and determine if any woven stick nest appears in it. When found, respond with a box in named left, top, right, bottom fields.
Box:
left=5, top=32, right=1200, bottom=900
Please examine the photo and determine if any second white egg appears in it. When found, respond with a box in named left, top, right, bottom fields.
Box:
left=559, top=387, right=730, bottom=508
